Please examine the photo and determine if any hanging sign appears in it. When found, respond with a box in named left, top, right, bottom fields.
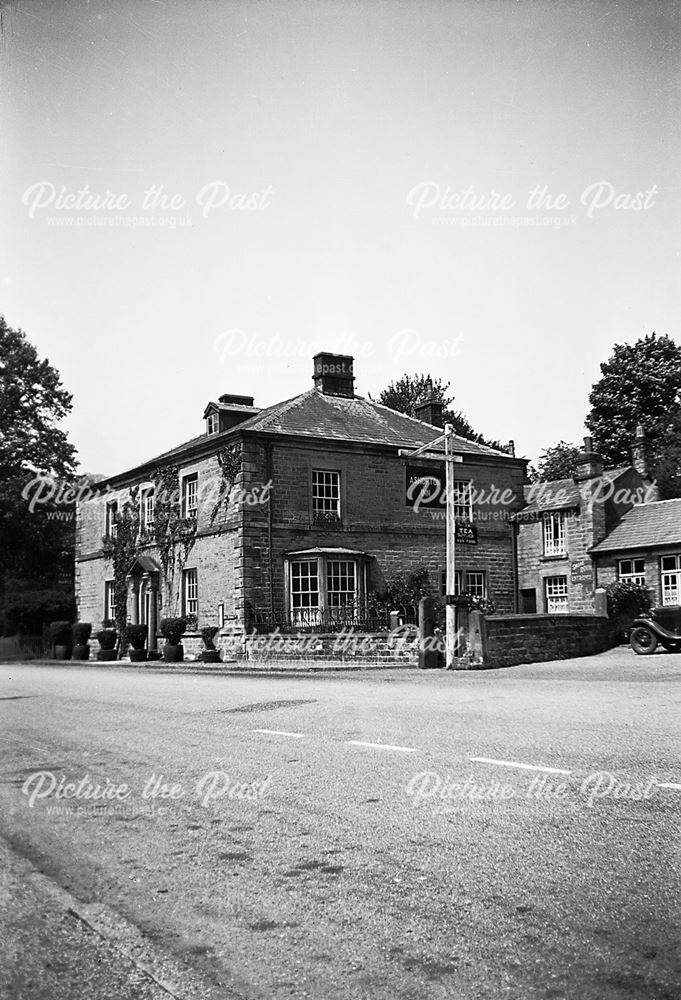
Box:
left=405, top=465, right=445, bottom=507
left=455, top=522, right=478, bottom=545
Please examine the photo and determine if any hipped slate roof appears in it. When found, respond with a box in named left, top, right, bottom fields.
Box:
left=235, top=389, right=514, bottom=457
left=591, top=499, right=681, bottom=553
left=97, top=388, right=519, bottom=488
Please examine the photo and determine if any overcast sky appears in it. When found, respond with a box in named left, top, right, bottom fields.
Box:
left=2, top=0, right=679, bottom=474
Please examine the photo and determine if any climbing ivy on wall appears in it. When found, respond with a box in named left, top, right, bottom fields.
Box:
left=153, top=464, right=197, bottom=606
left=108, top=466, right=199, bottom=630
left=211, top=444, right=242, bottom=524
left=111, top=486, right=140, bottom=637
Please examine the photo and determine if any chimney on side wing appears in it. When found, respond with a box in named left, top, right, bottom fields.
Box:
left=415, top=379, right=444, bottom=428
left=574, top=435, right=605, bottom=481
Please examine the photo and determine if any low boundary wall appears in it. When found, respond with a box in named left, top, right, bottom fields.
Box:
left=475, top=612, right=618, bottom=669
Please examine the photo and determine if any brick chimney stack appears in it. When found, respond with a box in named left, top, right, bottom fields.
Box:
left=574, top=435, right=605, bottom=481
left=313, top=353, right=355, bottom=397
left=415, top=378, right=444, bottom=428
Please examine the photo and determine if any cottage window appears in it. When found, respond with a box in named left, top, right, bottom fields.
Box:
left=141, top=488, right=155, bottom=534
left=104, top=580, right=116, bottom=624
left=617, top=558, right=645, bottom=587
left=439, top=569, right=485, bottom=597
left=453, top=481, right=474, bottom=521
left=465, top=572, right=486, bottom=599
left=206, top=412, right=219, bottom=435
left=312, top=470, right=341, bottom=524
left=183, top=568, right=198, bottom=619
left=543, top=511, right=567, bottom=556
left=182, top=474, right=198, bottom=519
left=105, top=500, right=118, bottom=539
left=545, top=575, right=568, bottom=613
left=661, top=554, right=681, bottom=606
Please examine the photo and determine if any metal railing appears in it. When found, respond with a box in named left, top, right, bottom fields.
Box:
left=249, top=602, right=418, bottom=634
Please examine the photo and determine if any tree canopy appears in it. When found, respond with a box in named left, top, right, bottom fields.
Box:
left=585, top=332, right=681, bottom=467
left=0, top=317, right=78, bottom=633
left=375, top=373, right=504, bottom=450
left=0, top=316, right=76, bottom=480
left=529, top=441, right=582, bottom=483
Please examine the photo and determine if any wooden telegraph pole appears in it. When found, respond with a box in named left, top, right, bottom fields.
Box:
left=399, top=421, right=461, bottom=669
left=444, top=423, right=457, bottom=669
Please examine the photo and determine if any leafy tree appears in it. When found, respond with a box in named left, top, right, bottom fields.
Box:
left=375, top=373, right=504, bottom=450
left=529, top=441, right=582, bottom=483
left=0, top=317, right=78, bottom=633
left=646, top=412, right=681, bottom=500
left=586, top=332, right=681, bottom=467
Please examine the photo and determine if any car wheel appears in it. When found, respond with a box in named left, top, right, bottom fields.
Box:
left=630, top=627, right=658, bottom=655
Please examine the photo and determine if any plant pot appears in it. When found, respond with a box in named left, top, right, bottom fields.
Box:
left=97, top=649, right=117, bottom=661
left=72, top=644, right=90, bottom=660
left=54, top=645, right=72, bottom=660
left=129, top=648, right=147, bottom=662
left=201, top=649, right=222, bottom=663
left=163, top=643, right=184, bottom=663
left=147, top=650, right=162, bottom=661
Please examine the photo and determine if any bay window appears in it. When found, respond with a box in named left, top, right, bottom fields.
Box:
left=286, top=550, right=365, bottom=625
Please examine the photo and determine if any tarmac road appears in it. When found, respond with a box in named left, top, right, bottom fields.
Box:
left=0, top=648, right=680, bottom=1000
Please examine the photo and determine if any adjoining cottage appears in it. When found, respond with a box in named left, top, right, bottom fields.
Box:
left=591, top=498, right=681, bottom=606
left=515, top=434, right=657, bottom=614
left=75, top=353, right=528, bottom=655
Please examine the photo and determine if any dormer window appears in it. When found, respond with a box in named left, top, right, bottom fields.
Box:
left=206, top=411, right=219, bottom=435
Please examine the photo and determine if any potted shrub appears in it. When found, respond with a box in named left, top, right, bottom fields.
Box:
left=160, top=617, right=186, bottom=662
left=96, top=627, right=118, bottom=661
left=200, top=626, right=222, bottom=663
left=124, top=624, right=148, bottom=662
left=49, top=621, right=73, bottom=660
left=72, top=622, right=92, bottom=660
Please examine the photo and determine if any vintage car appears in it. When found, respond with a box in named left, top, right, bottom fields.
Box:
left=629, top=605, right=681, bottom=655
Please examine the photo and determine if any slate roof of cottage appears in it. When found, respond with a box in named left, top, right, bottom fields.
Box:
left=522, top=466, right=631, bottom=514
left=590, top=499, right=681, bottom=553
left=98, top=389, right=520, bottom=488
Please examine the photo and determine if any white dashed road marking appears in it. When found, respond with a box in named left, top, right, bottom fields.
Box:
left=347, top=741, right=418, bottom=753
left=470, top=756, right=572, bottom=775
left=253, top=729, right=306, bottom=738
left=656, top=781, right=681, bottom=790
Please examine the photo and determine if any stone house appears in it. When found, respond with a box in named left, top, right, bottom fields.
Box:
left=75, top=352, right=528, bottom=655
left=591, top=498, right=681, bottom=606
left=516, top=435, right=656, bottom=614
